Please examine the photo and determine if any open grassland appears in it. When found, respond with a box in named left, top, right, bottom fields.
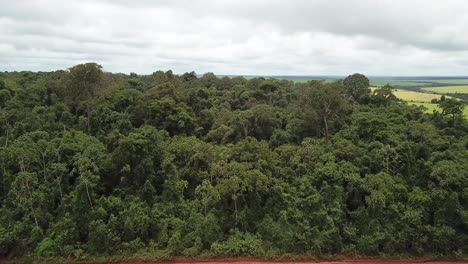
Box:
left=410, top=101, right=468, bottom=117
left=422, top=85, right=468, bottom=94
left=370, top=87, right=447, bottom=102
left=370, top=87, right=467, bottom=117
left=410, top=102, right=440, bottom=113
left=393, top=89, right=444, bottom=102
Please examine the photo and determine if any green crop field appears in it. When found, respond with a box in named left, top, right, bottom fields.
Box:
left=417, top=79, right=468, bottom=85
left=280, top=77, right=468, bottom=87
left=370, top=80, right=426, bottom=87
left=292, top=79, right=335, bottom=83
left=422, top=85, right=468, bottom=94
left=371, top=88, right=466, bottom=119
left=410, top=101, right=468, bottom=117
left=410, top=102, right=440, bottom=113
left=370, top=79, right=468, bottom=88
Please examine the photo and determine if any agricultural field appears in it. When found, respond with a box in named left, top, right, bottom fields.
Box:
left=286, top=77, right=468, bottom=89
left=292, top=79, right=335, bottom=83
left=370, top=80, right=428, bottom=87
left=422, top=85, right=468, bottom=94
left=370, top=87, right=447, bottom=102
left=410, top=101, right=468, bottom=117
left=370, top=78, right=468, bottom=88
left=392, top=89, right=445, bottom=102
left=371, top=87, right=467, bottom=117
left=417, top=79, right=468, bottom=85
left=370, top=87, right=468, bottom=118
left=410, top=101, right=440, bottom=113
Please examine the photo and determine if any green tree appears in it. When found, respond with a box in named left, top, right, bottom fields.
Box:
left=109, top=125, right=168, bottom=190
left=372, top=84, right=398, bottom=106
left=1, top=66, right=468, bottom=259
left=149, top=98, right=196, bottom=136
left=438, top=98, right=465, bottom=126
left=0, top=79, right=6, bottom=90
left=343, top=73, right=370, bottom=101
left=299, top=82, right=351, bottom=143
left=63, top=63, right=104, bottom=132
left=195, top=179, right=220, bottom=216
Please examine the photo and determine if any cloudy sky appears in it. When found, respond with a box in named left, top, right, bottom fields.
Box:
left=1, top=0, right=468, bottom=76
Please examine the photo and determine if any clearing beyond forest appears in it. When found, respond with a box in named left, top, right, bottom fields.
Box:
left=422, top=86, right=468, bottom=94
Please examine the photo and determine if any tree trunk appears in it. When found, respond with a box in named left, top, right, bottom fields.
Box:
left=385, top=154, right=390, bottom=174
left=86, top=103, right=91, bottom=133
left=1, top=160, right=5, bottom=200
left=4, top=127, right=8, bottom=147
left=234, top=197, right=238, bottom=223
left=57, top=177, right=63, bottom=200
left=85, top=181, right=93, bottom=209
left=42, top=154, right=47, bottom=182
left=323, top=115, right=329, bottom=144
left=25, top=179, right=41, bottom=234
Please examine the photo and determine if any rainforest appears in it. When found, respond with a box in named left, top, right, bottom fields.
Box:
left=0, top=65, right=467, bottom=261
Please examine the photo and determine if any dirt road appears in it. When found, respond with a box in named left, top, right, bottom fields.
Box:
left=116, top=259, right=468, bottom=264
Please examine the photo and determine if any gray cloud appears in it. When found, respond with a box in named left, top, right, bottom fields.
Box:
left=1, top=0, right=468, bottom=75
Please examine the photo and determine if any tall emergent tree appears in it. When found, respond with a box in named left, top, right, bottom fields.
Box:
left=438, top=98, right=466, bottom=126
left=299, top=81, right=351, bottom=143
left=373, top=84, right=398, bottom=106
left=343, top=73, right=370, bottom=101
left=63, top=63, right=104, bottom=132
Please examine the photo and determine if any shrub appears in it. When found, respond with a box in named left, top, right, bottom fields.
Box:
left=35, top=237, right=59, bottom=257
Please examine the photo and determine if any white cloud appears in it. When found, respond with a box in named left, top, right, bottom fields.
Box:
left=1, top=0, right=468, bottom=75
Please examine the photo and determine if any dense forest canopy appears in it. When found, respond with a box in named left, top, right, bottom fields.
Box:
left=0, top=64, right=467, bottom=259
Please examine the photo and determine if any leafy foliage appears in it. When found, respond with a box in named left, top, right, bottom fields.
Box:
left=0, top=66, right=467, bottom=259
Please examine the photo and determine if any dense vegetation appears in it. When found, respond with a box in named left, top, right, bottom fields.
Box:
left=0, top=64, right=467, bottom=260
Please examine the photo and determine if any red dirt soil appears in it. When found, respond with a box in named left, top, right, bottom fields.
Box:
left=115, top=259, right=468, bottom=264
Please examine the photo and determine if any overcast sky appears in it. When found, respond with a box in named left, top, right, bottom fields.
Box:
left=1, top=0, right=468, bottom=76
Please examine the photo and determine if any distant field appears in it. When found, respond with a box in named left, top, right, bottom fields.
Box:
left=370, top=87, right=466, bottom=117
left=422, top=85, right=468, bottom=94
left=410, top=102, right=440, bottom=113
left=410, top=101, right=468, bottom=117
left=393, top=90, right=446, bottom=102
left=293, top=79, right=334, bottom=83
left=370, top=80, right=427, bottom=87
left=370, top=78, right=468, bottom=88
left=370, top=87, right=446, bottom=102
left=418, top=79, right=468, bottom=85
left=276, top=76, right=468, bottom=87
